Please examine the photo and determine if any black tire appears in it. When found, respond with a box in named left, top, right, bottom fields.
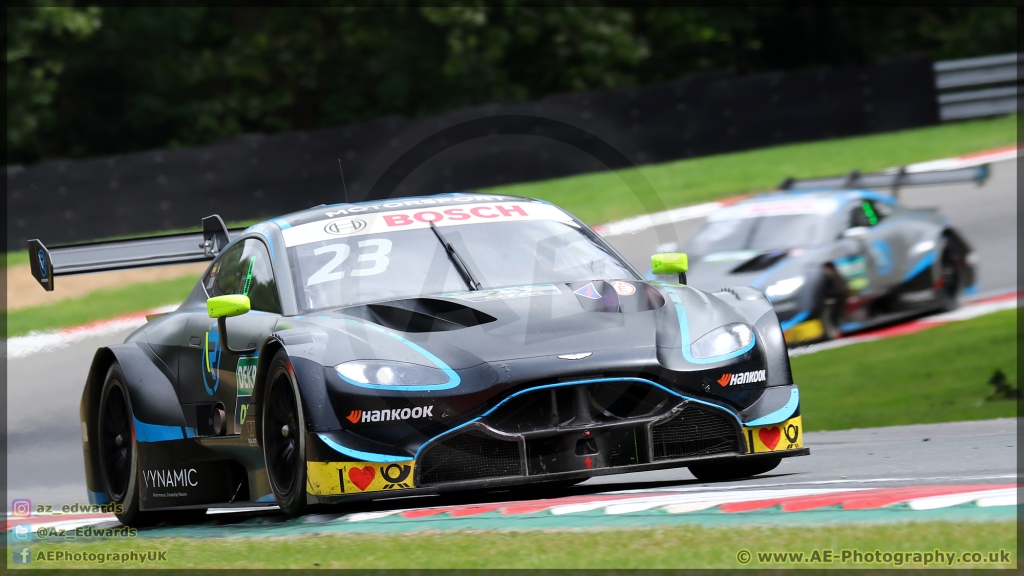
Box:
left=98, top=364, right=208, bottom=527
left=813, top=267, right=846, bottom=341
left=688, top=458, right=781, bottom=482
left=263, top=349, right=308, bottom=517
left=936, top=240, right=961, bottom=312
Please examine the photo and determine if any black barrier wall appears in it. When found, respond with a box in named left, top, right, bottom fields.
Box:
left=6, top=55, right=937, bottom=249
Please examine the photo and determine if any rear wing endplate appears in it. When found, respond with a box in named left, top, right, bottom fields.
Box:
left=778, top=164, right=989, bottom=196
left=28, top=215, right=243, bottom=291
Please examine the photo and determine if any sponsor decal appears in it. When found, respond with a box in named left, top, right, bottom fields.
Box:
left=202, top=326, right=222, bottom=395
left=37, top=249, right=48, bottom=279
left=743, top=415, right=802, bottom=453
left=901, top=288, right=934, bottom=303
left=142, top=468, right=198, bottom=489
left=870, top=240, right=893, bottom=276
left=324, top=195, right=508, bottom=217
left=348, top=405, right=434, bottom=424
left=610, top=280, right=636, bottom=296
left=284, top=201, right=575, bottom=247
left=835, top=255, right=867, bottom=280
left=440, top=283, right=561, bottom=302
left=717, top=369, right=766, bottom=387
left=235, top=356, right=258, bottom=426
left=306, top=461, right=416, bottom=495
left=574, top=282, right=602, bottom=300
left=324, top=218, right=367, bottom=236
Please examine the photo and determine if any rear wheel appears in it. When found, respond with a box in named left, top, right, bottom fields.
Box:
left=98, top=364, right=207, bottom=526
left=688, top=458, right=781, bottom=482
left=263, top=350, right=308, bottom=517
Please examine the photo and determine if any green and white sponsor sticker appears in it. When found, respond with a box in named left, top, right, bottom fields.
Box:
left=236, top=356, right=258, bottom=426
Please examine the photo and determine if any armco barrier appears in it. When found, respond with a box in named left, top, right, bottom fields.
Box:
left=935, top=53, right=1020, bottom=121
left=7, top=55, right=938, bottom=250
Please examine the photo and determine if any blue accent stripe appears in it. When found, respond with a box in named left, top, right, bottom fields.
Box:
left=318, top=434, right=414, bottom=463
left=335, top=321, right=461, bottom=391
left=254, top=494, right=277, bottom=503
left=674, top=302, right=756, bottom=364
left=87, top=490, right=111, bottom=505
left=133, top=416, right=185, bottom=443
left=273, top=218, right=292, bottom=230
left=751, top=259, right=789, bottom=289
left=962, top=283, right=978, bottom=296
left=744, top=388, right=800, bottom=426
left=840, top=321, right=863, bottom=332
left=902, top=251, right=935, bottom=282
left=779, top=310, right=811, bottom=332
left=414, top=377, right=743, bottom=461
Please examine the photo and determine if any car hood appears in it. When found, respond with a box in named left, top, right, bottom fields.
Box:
left=283, top=279, right=753, bottom=371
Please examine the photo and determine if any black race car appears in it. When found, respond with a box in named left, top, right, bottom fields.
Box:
left=29, top=193, right=806, bottom=526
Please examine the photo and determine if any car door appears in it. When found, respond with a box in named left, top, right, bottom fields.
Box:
left=838, top=199, right=902, bottom=296
left=178, top=238, right=283, bottom=436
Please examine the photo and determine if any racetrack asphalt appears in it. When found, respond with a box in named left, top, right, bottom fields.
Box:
left=5, top=159, right=1017, bottom=511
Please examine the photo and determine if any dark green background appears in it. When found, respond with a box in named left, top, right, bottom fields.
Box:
left=8, top=5, right=1019, bottom=165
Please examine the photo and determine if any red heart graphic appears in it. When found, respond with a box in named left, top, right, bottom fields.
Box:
left=348, top=466, right=376, bottom=491
left=758, top=427, right=781, bottom=451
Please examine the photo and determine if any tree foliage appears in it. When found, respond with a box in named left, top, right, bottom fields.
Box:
left=6, top=5, right=1020, bottom=165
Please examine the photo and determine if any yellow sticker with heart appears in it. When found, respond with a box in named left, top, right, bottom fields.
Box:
left=743, top=416, right=802, bottom=454
left=307, top=461, right=416, bottom=495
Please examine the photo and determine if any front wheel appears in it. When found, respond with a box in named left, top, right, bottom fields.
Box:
left=688, top=458, right=781, bottom=482
left=263, top=350, right=309, bottom=517
left=813, top=267, right=846, bottom=341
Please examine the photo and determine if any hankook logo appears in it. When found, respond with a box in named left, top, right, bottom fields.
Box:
left=347, top=405, right=434, bottom=424
left=717, top=370, right=767, bottom=387
left=324, top=218, right=367, bottom=236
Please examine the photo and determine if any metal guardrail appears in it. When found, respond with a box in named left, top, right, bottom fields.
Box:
left=934, top=53, right=1020, bottom=121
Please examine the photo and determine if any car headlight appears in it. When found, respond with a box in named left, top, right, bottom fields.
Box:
left=335, top=360, right=449, bottom=386
left=691, top=323, right=754, bottom=359
left=764, top=276, right=805, bottom=300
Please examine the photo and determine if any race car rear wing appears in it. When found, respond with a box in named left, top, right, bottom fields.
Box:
left=778, top=164, right=989, bottom=196
left=27, top=215, right=243, bottom=291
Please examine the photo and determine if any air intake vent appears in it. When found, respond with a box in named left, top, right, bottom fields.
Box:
left=652, top=404, right=739, bottom=461
left=418, top=429, right=524, bottom=485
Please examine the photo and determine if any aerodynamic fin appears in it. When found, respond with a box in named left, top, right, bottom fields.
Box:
left=27, top=214, right=242, bottom=291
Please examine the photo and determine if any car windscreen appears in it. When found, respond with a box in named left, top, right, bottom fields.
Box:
left=687, top=214, right=830, bottom=256
left=287, top=213, right=635, bottom=313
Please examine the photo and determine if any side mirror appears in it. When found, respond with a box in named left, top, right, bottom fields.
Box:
left=652, top=252, right=689, bottom=285
left=207, top=295, right=255, bottom=354
left=842, top=226, right=869, bottom=239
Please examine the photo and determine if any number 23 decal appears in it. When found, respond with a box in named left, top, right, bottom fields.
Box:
left=306, top=239, right=393, bottom=286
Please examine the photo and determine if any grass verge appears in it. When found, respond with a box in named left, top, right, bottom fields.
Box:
left=6, top=276, right=197, bottom=338
left=486, top=113, right=1017, bottom=224
left=794, top=309, right=1018, bottom=431
left=9, top=521, right=1016, bottom=568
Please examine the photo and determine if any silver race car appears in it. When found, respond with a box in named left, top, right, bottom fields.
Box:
left=684, top=167, right=983, bottom=344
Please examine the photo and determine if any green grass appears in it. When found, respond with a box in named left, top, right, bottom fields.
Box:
left=486, top=113, right=1018, bottom=224
left=9, top=521, right=1015, bottom=569
left=795, top=309, right=1018, bottom=431
left=6, top=276, right=198, bottom=338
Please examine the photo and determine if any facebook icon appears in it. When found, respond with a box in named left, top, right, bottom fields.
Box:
left=12, top=546, right=32, bottom=565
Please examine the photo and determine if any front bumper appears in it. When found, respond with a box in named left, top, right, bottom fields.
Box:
left=305, top=379, right=805, bottom=501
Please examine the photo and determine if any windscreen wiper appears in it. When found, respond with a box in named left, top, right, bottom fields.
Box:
left=429, top=221, right=479, bottom=291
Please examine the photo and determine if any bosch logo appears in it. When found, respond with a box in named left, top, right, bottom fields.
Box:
left=324, top=218, right=367, bottom=236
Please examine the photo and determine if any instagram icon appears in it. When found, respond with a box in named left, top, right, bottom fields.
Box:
left=12, top=499, right=32, bottom=517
